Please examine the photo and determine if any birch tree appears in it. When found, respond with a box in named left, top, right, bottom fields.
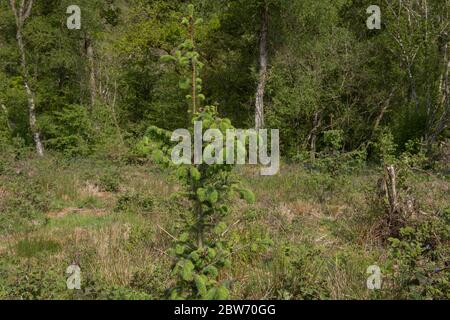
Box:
left=9, top=0, right=44, bottom=156
left=255, top=1, right=269, bottom=129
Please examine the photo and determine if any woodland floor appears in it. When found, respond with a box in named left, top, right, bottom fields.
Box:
left=0, top=155, right=448, bottom=299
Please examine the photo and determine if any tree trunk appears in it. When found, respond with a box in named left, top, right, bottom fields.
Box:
left=85, top=36, right=97, bottom=112
left=426, top=30, right=449, bottom=146
left=308, top=111, right=321, bottom=161
left=374, top=89, right=395, bottom=131
left=255, top=3, right=269, bottom=130
left=1, top=104, right=13, bottom=131
left=189, top=16, right=197, bottom=116
left=10, top=0, right=44, bottom=156
left=110, top=80, right=125, bottom=146
left=385, top=165, right=398, bottom=215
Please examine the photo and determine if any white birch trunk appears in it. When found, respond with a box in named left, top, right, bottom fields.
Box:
left=10, top=0, right=44, bottom=156
left=255, top=3, right=269, bottom=130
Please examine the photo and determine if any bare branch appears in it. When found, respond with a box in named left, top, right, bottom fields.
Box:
left=23, top=0, right=33, bottom=22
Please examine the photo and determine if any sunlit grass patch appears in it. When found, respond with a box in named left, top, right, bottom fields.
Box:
left=16, top=238, right=61, bottom=258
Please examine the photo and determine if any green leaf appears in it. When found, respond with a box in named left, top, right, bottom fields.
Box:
left=175, top=245, right=185, bottom=255
left=190, top=167, right=201, bottom=181
left=214, top=222, right=227, bottom=235
left=208, top=189, right=219, bottom=204
left=179, top=57, right=190, bottom=66
left=182, top=40, right=194, bottom=50
left=205, top=288, right=216, bottom=300
left=194, top=275, right=207, bottom=297
left=197, top=188, right=207, bottom=202
left=219, top=205, right=229, bottom=215
left=176, top=167, right=188, bottom=180
left=160, top=55, right=176, bottom=63
left=190, top=251, right=200, bottom=262
left=170, top=290, right=179, bottom=300
left=216, top=285, right=229, bottom=300
left=188, top=4, right=194, bottom=16
left=179, top=79, right=191, bottom=90
left=179, top=232, right=189, bottom=242
left=181, top=260, right=195, bottom=281
left=207, top=247, right=217, bottom=259
left=152, top=149, right=165, bottom=164
left=239, top=188, right=255, bottom=204
left=204, top=265, right=218, bottom=278
left=224, top=258, right=231, bottom=268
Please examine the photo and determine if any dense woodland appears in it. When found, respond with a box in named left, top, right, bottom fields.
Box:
left=0, top=0, right=449, bottom=300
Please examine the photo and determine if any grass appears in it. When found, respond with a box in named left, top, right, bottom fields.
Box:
left=0, top=154, right=448, bottom=299
left=16, top=238, right=62, bottom=258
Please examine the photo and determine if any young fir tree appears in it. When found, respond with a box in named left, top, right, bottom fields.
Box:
left=138, top=5, right=255, bottom=300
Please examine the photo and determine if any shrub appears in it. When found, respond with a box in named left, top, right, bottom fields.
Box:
left=98, top=169, right=122, bottom=192
left=115, top=192, right=154, bottom=215
left=372, top=129, right=397, bottom=164
left=323, top=129, right=344, bottom=152
left=41, top=104, right=93, bottom=157
left=386, top=216, right=450, bottom=299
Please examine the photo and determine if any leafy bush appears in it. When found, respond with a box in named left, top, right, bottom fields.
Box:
left=129, top=266, right=169, bottom=299
left=0, top=108, right=12, bottom=153
left=3, top=266, right=67, bottom=300
left=115, top=192, right=154, bottom=214
left=267, top=243, right=330, bottom=300
left=387, top=216, right=450, bottom=299
left=294, top=129, right=367, bottom=176
left=372, top=129, right=397, bottom=164
left=0, top=181, right=49, bottom=234
left=98, top=169, right=122, bottom=192
left=41, top=104, right=93, bottom=157
left=323, top=129, right=344, bottom=152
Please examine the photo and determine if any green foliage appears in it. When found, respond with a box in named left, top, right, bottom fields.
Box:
left=0, top=0, right=447, bottom=158
left=0, top=0, right=448, bottom=302
left=139, top=6, right=256, bottom=300
left=387, top=217, right=450, bottom=299
left=3, top=267, right=66, bottom=300
left=115, top=192, right=155, bottom=215
left=160, top=4, right=205, bottom=117
left=399, top=139, right=428, bottom=170
left=97, top=169, right=122, bottom=193
left=129, top=266, right=169, bottom=299
left=0, top=180, right=49, bottom=234
left=0, top=109, right=11, bottom=147
left=162, top=109, right=253, bottom=300
left=40, top=105, right=93, bottom=157
left=269, top=243, right=331, bottom=300
left=372, top=129, right=397, bottom=164
left=323, top=130, right=344, bottom=152
left=16, top=238, right=61, bottom=258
